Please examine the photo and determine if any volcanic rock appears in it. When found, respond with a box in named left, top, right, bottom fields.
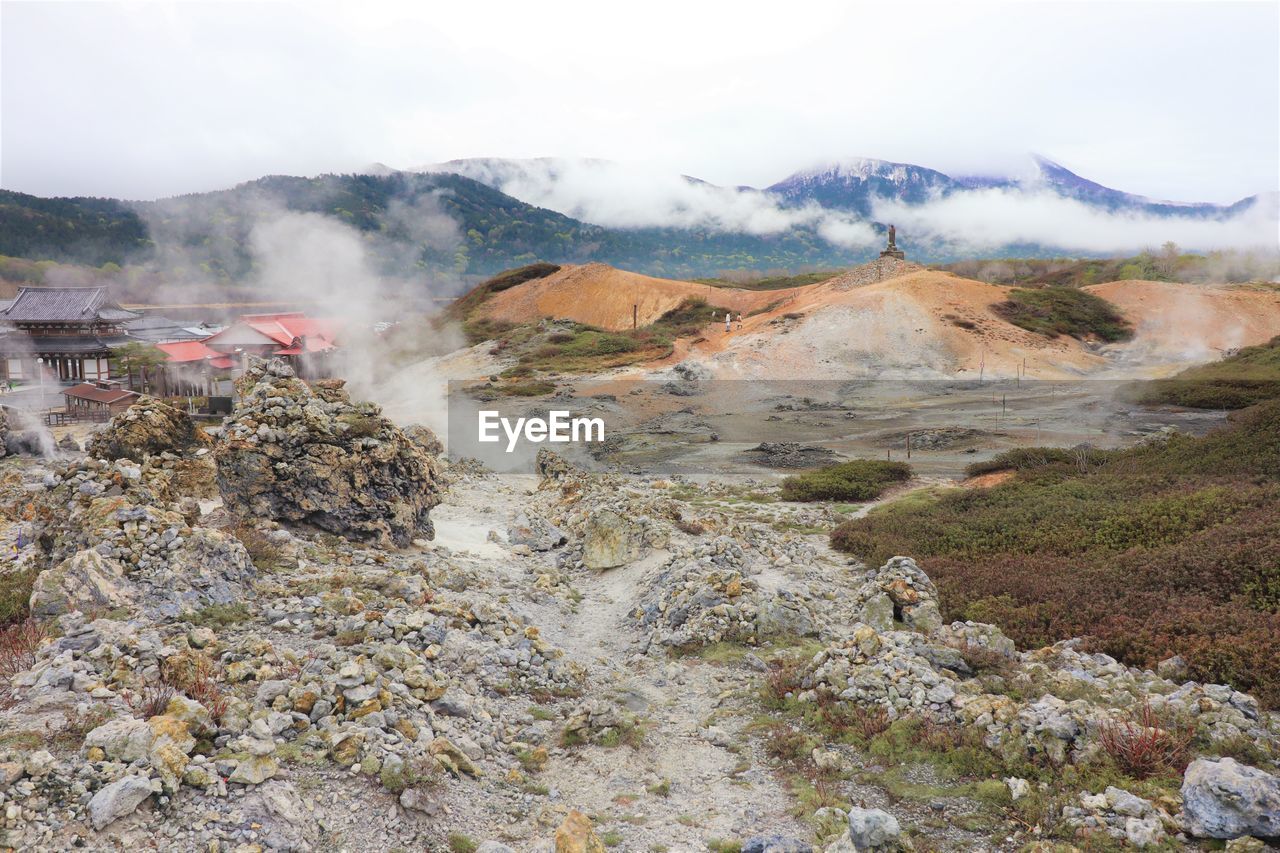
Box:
left=88, top=774, right=155, bottom=830
left=29, top=549, right=134, bottom=618
left=581, top=509, right=644, bottom=569
left=214, top=360, right=442, bottom=547
left=1182, top=757, right=1280, bottom=839
left=87, top=397, right=206, bottom=461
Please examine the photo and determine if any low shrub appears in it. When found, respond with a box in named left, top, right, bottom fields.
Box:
left=993, top=287, right=1133, bottom=342
left=832, top=399, right=1280, bottom=705
left=0, top=619, right=47, bottom=683
left=0, top=568, right=38, bottom=627
left=781, top=460, right=911, bottom=502
left=126, top=684, right=176, bottom=719
left=1127, top=335, right=1280, bottom=410
left=184, top=602, right=251, bottom=628
left=1098, top=701, right=1193, bottom=780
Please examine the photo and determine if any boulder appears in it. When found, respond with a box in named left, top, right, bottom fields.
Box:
left=229, top=755, right=278, bottom=785
left=29, top=549, right=134, bottom=618
left=83, top=718, right=154, bottom=763
left=155, top=527, right=256, bottom=615
left=87, top=398, right=205, bottom=462
left=508, top=511, right=568, bottom=551
left=214, top=360, right=442, bottom=547
left=1182, top=757, right=1280, bottom=839
left=245, top=780, right=318, bottom=852
left=847, top=806, right=901, bottom=851
left=581, top=509, right=644, bottom=569
left=855, top=556, right=942, bottom=634
left=88, top=774, right=155, bottom=830
left=535, top=448, right=575, bottom=482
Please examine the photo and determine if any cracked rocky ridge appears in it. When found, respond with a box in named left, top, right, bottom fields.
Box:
left=0, top=366, right=1278, bottom=851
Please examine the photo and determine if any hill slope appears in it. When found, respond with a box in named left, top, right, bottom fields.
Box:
left=466, top=262, right=1280, bottom=380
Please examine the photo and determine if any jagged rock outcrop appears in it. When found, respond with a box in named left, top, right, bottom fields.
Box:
left=214, top=360, right=442, bottom=547
left=86, top=398, right=206, bottom=462
left=853, top=556, right=942, bottom=633
left=403, top=424, right=444, bottom=457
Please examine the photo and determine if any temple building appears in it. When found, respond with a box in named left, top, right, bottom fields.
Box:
left=0, top=286, right=140, bottom=382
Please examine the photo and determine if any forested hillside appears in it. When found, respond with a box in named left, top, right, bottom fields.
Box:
left=0, top=173, right=865, bottom=283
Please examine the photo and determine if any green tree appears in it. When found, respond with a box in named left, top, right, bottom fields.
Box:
left=110, top=342, right=167, bottom=393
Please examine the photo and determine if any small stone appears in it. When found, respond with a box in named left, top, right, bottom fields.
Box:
left=228, top=756, right=278, bottom=785
left=89, top=774, right=154, bottom=830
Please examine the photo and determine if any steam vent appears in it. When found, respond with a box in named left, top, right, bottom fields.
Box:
left=879, top=224, right=906, bottom=260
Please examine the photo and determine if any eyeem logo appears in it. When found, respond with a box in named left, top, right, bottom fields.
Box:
left=478, top=410, right=605, bottom=452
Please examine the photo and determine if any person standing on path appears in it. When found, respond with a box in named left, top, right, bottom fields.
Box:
left=725, top=313, right=732, bottom=333
left=736, top=313, right=743, bottom=330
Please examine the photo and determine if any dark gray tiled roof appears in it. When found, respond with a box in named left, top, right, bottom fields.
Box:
left=0, top=330, right=132, bottom=355
left=0, top=287, right=141, bottom=323
left=123, top=315, right=208, bottom=342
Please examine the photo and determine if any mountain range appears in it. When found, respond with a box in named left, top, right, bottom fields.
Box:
left=0, top=155, right=1271, bottom=284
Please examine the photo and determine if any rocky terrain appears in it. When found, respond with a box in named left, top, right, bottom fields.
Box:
left=0, top=363, right=1278, bottom=852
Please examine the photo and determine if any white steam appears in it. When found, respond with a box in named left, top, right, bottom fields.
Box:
left=243, top=209, right=468, bottom=444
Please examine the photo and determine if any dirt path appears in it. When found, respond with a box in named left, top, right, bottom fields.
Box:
left=431, top=475, right=815, bottom=847
left=423, top=474, right=1009, bottom=850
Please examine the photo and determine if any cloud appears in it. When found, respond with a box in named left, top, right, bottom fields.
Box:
left=871, top=188, right=1279, bottom=255
left=427, top=158, right=881, bottom=246
left=430, top=158, right=1276, bottom=255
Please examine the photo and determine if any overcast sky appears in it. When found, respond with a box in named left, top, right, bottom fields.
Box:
left=2, top=0, right=1277, bottom=203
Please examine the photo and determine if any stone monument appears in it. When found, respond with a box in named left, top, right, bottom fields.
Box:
left=879, top=224, right=905, bottom=260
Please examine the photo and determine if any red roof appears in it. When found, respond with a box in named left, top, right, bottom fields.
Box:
left=240, top=313, right=340, bottom=350
left=199, top=312, right=340, bottom=357
left=63, top=383, right=140, bottom=405
left=155, top=340, right=236, bottom=369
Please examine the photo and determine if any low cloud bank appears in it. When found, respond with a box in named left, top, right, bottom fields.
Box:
left=872, top=188, right=1279, bottom=256
left=430, top=158, right=1277, bottom=255
left=428, top=158, right=881, bottom=248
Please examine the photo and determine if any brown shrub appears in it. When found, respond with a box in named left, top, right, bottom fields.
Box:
left=0, top=619, right=46, bottom=681
left=761, top=657, right=805, bottom=708
left=1098, top=701, right=1193, bottom=779
left=126, top=684, right=176, bottom=720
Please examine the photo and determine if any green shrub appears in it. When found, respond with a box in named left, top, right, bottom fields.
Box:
left=993, top=287, right=1132, bottom=342
left=447, top=834, right=478, bottom=853
left=781, top=460, right=911, bottom=502
left=184, top=603, right=251, bottom=628
left=0, top=567, right=38, bottom=626
left=501, top=380, right=556, bottom=397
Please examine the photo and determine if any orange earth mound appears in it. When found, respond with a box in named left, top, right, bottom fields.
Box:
left=475, top=263, right=778, bottom=329
left=1083, top=280, right=1280, bottom=365
left=473, top=262, right=1280, bottom=379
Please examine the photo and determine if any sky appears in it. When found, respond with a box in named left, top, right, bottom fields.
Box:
left=1, top=0, right=1278, bottom=204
